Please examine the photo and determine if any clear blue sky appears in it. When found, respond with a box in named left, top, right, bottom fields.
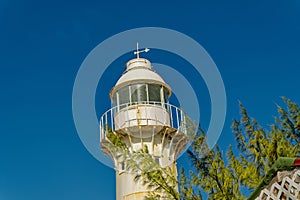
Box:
left=1, top=0, right=300, bottom=199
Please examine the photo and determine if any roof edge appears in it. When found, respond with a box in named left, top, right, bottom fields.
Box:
left=247, top=157, right=300, bottom=200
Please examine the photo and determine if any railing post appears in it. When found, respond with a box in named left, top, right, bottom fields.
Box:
left=176, top=107, right=179, bottom=129
left=101, top=116, right=104, bottom=139
left=110, top=108, right=114, bottom=132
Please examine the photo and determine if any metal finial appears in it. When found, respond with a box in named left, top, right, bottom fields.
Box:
left=134, top=42, right=150, bottom=58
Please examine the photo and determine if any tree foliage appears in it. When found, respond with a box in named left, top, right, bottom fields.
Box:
left=126, top=148, right=180, bottom=200
left=107, top=98, right=300, bottom=199
left=186, top=98, right=299, bottom=199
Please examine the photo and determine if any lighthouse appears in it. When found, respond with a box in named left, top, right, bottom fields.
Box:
left=99, top=45, right=190, bottom=200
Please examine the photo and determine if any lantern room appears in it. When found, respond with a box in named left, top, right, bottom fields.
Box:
left=109, top=58, right=172, bottom=138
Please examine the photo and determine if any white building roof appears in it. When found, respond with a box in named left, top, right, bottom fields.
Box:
left=111, top=58, right=171, bottom=95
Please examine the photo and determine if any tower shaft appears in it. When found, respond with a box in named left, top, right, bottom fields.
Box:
left=100, top=57, right=189, bottom=200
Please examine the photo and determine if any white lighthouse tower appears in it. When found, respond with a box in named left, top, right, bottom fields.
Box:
left=99, top=45, right=189, bottom=200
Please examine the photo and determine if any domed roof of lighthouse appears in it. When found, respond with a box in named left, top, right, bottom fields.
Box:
left=110, top=44, right=171, bottom=97
left=115, top=58, right=167, bottom=87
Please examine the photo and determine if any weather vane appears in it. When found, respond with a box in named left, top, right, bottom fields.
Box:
left=134, top=42, right=150, bottom=58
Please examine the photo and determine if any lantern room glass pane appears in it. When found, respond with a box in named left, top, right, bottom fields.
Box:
left=148, top=84, right=161, bottom=103
left=131, top=84, right=147, bottom=104
left=164, top=88, right=169, bottom=103
left=118, top=86, right=130, bottom=107
left=113, top=92, right=118, bottom=105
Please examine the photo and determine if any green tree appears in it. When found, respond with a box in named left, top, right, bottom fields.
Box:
left=186, top=98, right=299, bottom=199
left=126, top=148, right=180, bottom=200
left=108, top=98, right=300, bottom=199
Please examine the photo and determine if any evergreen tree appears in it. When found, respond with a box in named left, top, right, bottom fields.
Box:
left=187, top=98, right=299, bottom=199
left=107, top=98, right=300, bottom=199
